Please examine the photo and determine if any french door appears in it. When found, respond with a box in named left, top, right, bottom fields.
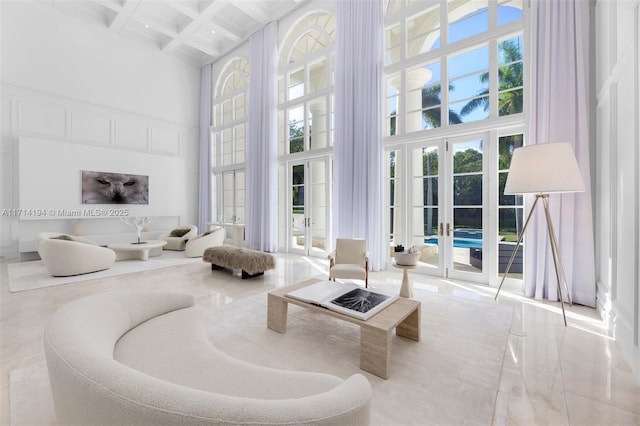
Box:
left=445, top=135, right=488, bottom=282
left=288, top=158, right=330, bottom=257
left=405, top=133, right=488, bottom=283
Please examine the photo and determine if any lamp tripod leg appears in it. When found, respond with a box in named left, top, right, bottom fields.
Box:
left=542, top=196, right=569, bottom=326
left=495, top=196, right=541, bottom=301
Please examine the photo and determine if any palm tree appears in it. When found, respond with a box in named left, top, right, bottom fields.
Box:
left=422, top=83, right=463, bottom=127
left=460, top=39, right=523, bottom=117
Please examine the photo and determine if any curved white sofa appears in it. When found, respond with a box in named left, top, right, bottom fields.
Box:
left=36, top=232, right=115, bottom=277
left=184, top=227, right=225, bottom=257
left=44, top=291, right=372, bottom=425
left=159, top=225, right=198, bottom=251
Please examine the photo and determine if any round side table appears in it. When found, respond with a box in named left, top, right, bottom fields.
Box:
left=393, top=262, right=417, bottom=298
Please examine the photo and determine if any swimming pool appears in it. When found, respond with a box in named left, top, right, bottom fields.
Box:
left=424, top=237, right=483, bottom=249
left=424, top=229, right=483, bottom=249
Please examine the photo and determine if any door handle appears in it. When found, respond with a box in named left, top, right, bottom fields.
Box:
left=439, top=223, right=444, bottom=236
left=446, top=223, right=451, bottom=236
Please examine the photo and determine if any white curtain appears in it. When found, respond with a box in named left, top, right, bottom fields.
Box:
left=245, top=22, right=278, bottom=252
left=333, top=0, right=385, bottom=270
left=526, top=0, right=595, bottom=307
left=197, top=64, right=212, bottom=234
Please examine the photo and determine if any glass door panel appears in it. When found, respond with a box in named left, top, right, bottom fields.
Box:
left=309, top=159, right=328, bottom=257
left=448, top=137, right=487, bottom=281
left=220, top=170, right=245, bottom=245
left=290, top=163, right=306, bottom=254
left=410, top=144, right=443, bottom=274
left=498, top=134, right=524, bottom=279
left=288, top=159, right=329, bottom=257
left=386, top=150, right=403, bottom=257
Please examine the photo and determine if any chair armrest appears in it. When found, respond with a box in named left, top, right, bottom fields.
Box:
left=327, top=250, right=336, bottom=260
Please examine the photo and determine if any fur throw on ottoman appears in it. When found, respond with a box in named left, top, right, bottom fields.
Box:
left=203, top=246, right=276, bottom=277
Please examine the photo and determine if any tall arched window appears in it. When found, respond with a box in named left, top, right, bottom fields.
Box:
left=212, top=57, right=249, bottom=227
left=278, top=12, right=335, bottom=155
left=277, top=11, right=335, bottom=255
left=384, top=0, right=526, bottom=287
left=385, top=0, right=524, bottom=134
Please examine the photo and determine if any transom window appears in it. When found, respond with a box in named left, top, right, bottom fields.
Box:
left=213, top=58, right=249, bottom=166
left=278, top=12, right=335, bottom=155
left=385, top=0, right=523, bottom=135
left=212, top=57, right=249, bottom=225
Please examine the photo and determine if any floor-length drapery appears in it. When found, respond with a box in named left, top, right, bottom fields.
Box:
left=197, top=64, right=212, bottom=234
left=245, top=22, right=278, bottom=252
left=526, top=0, right=595, bottom=307
left=333, top=0, right=385, bottom=270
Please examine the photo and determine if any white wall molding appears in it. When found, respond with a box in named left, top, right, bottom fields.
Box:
left=594, top=0, right=640, bottom=382
left=2, top=83, right=196, bottom=158
left=1, top=83, right=197, bottom=130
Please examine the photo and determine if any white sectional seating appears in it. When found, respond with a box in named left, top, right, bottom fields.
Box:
left=44, top=291, right=372, bottom=425
left=184, top=227, right=225, bottom=257
left=159, top=225, right=198, bottom=251
left=36, top=232, right=115, bottom=277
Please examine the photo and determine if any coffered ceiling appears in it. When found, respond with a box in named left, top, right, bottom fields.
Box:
left=41, top=0, right=308, bottom=67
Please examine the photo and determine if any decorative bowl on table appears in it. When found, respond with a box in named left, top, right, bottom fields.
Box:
left=393, top=251, right=420, bottom=266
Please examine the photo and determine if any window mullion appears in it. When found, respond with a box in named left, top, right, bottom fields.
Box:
left=489, top=39, right=499, bottom=119
left=441, top=55, right=450, bottom=129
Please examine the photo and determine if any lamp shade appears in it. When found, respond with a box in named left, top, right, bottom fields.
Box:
left=504, top=142, right=585, bottom=195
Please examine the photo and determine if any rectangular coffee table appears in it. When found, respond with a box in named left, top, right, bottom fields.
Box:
left=267, top=279, right=421, bottom=379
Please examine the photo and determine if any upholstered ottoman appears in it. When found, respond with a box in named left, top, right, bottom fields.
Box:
left=203, top=246, right=276, bottom=279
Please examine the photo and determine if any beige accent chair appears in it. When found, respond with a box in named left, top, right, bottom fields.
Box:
left=184, top=227, right=225, bottom=258
left=36, top=233, right=116, bottom=277
left=44, top=291, right=372, bottom=425
left=328, top=238, right=369, bottom=288
left=159, top=225, right=198, bottom=251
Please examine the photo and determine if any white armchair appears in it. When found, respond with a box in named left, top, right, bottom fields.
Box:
left=36, top=233, right=116, bottom=277
left=328, top=238, right=369, bottom=288
left=184, top=227, right=225, bottom=258
left=159, top=225, right=198, bottom=251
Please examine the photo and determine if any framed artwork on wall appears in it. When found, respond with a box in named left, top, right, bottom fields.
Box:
left=81, top=170, right=149, bottom=204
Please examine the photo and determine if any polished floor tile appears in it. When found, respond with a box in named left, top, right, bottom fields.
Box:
left=1, top=252, right=638, bottom=425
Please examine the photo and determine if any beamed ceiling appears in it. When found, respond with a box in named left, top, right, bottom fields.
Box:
left=41, top=0, right=308, bottom=67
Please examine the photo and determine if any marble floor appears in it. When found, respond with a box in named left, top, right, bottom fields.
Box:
left=1, top=252, right=639, bottom=425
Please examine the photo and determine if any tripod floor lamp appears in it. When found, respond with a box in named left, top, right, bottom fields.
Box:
left=494, top=142, right=586, bottom=326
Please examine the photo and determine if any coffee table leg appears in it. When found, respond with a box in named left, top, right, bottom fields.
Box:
left=360, top=326, right=392, bottom=379
left=267, top=294, right=288, bottom=333
left=396, top=306, right=421, bottom=341
left=139, top=249, right=150, bottom=261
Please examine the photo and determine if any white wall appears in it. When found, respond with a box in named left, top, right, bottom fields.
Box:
left=594, top=0, right=640, bottom=382
left=0, top=1, right=201, bottom=258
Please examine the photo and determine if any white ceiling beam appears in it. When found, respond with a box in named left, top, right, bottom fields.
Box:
left=94, top=0, right=121, bottom=13
left=161, top=0, right=230, bottom=53
left=107, top=0, right=143, bottom=32
left=185, top=39, right=220, bottom=58
left=162, top=1, right=199, bottom=19
left=209, top=20, right=243, bottom=43
left=234, top=1, right=269, bottom=24
left=132, top=16, right=179, bottom=38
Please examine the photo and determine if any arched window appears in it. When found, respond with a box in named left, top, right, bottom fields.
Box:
left=278, top=12, right=335, bottom=155
left=277, top=11, right=335, bottom=255
left=213, top=58, right=248, bottom=165
left=385, top=0, right=524, bottom=134
left=383, top=0, right=526, bottom=286
left=212, top=57, right=249, bottom=226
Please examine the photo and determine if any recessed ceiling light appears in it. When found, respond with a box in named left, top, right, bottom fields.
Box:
left=144, top=24, right=150, bottom=29
left=211, top=30, right=216, bottom=34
